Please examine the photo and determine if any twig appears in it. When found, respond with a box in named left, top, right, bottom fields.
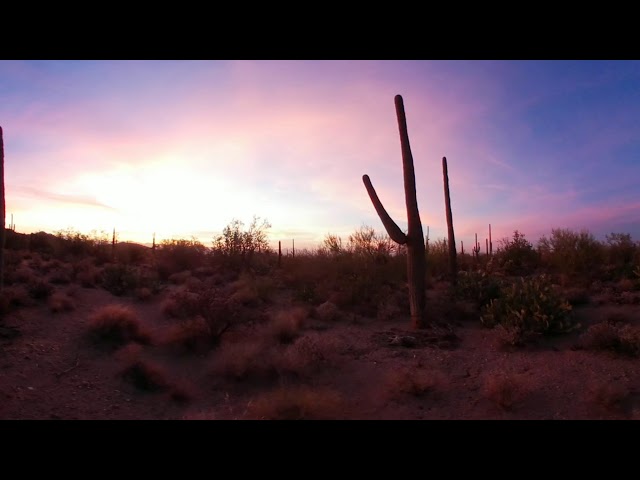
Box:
left=56, top=355, right=80, bottom=379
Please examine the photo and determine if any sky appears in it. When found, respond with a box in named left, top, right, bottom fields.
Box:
left=1, top=60, right=640, bottom=250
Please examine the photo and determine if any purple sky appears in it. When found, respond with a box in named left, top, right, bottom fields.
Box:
left=1, top=60, right=640, bottom=249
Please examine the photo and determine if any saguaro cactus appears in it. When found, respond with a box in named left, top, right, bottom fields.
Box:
left=473, top=233, right=480, bottom=259
left=489, top=224, right=493, bottom=256
left=0, top=127, right=5, bottom=294
left=442, top=157, right=457, bottom=285
left=362, top=95, right=426, bottom=329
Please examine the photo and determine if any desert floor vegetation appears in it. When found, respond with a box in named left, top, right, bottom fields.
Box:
left=2, top=224, right=640, bottom=419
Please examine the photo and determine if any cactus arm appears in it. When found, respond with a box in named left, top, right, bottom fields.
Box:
left=362, top=174, right=407, bottom=245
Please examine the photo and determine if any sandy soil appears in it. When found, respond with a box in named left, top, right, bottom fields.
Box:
left=2, top=276, right=639, bottom=420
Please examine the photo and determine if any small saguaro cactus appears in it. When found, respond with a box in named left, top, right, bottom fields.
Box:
left=489, top=224, right=493, bottom=256
left=362, top=95, right=427, bottom=329
left=472, top=233, right=480, bottom=258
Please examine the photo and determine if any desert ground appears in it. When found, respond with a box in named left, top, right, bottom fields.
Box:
left=1, top=228, right=639, bottom=420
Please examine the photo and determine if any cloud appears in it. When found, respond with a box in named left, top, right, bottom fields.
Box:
left=12, top=185, right=118, bottom=211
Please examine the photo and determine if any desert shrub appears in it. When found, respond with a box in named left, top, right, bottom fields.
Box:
left=54, top=228, right=111, bottom=259
left=49, top=266, right=73, bottom=285
left=495, top=230, right=539, bottom=275
left=425, top=238, right=450, bottom=279
left=456, top=269, right=503, bottom=307
left=14, top=266, right=36, bottom=284
left=266, top=307, right=307, bottom=344
left=101, top=264, right=159, bottom=296
left=28, top=231, right=56, bottom=255
left=277, top=332, right=342, bottom=375
left=579, top=322, right=640, bottom=357
left=605, top=233, right=638, bottom=279
left=537, top=228, right=604, bottom=280
left=156, top=237, right=208, bottom=279
left=135, top=287, right=153, bottom=301
left=211, top=216, right=272, bottom=272
left=87, top=304, right=151, bottom=347
left=121, top=359, right=170, bottom=392
left=483, top=373, right=530, bottom=410
left=168, top=270, right=192, bottom=285
left=163, top=316, right=212, bottom=353
left=2, top=285, right=32, bottom=308
left=210, top=340, right=279, bottom=380
left=114, top=242, right=150, bottom=266
left=318, top=233, right=344, bottom=256
left=48, top=292, right=75, bottom=313
left=314, top=301, right=341, bottom=322
left=616, top=278, right=635, bottom=293
left=384, top=367, right=442, bottom=398
left=245, top=386, right=344, bottom=420
left=101, top=264, right=139, bottom=296
left=161, top=288, right=201, bottom=318
left=28, top=279, right=53, bottom=300
left=163, top=284, right=243, bottom=346
left=346, top=225, right=396, bottom=262
left=481, top=275, right=576, bottom=344
left=564, top=287, right=590, bottom=306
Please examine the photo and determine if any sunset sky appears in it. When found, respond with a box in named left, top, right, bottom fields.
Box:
left=1, top=60, right=639, bottom=250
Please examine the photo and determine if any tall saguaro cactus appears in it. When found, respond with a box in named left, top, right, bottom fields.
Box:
left=362, top=95, right=426, bottom=329
left=0, top=127, right=5, bottom=295
left=442, top=157, right=457, bottom=285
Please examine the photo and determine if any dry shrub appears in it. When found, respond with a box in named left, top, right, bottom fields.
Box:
left=185, top=276, right=203, bottom=290
left=277, top=332, right=342, bottom=376
left=617, top=278, right=635, bottom=293
left=169, top=270, right=192, bottom=285
left=163, top=316, right=211, bottom=353
left=228, top=273, right=271, bottom=306
left=384, top=367, right=443, bottom=398
left=245, top=386, right=344, bottom=420
left=121, top=359, right=170, bottom=392
left=28, top=278, right=53, bottom=300
left=115, top=343, right=168, bottom=391
left=606, top=311, right=631, bottom=324
left=564, top=287, right=590, bottom=306
left=14, top=267, right=36, bottom=284
left=49, top=267, right=72, bottom=285
left=483, top=373, right=530, bottom=410
left=376, top=299, right=404, bottom=322
left=76, top=264, right=102, bottom=288
left=40, top=259, right=63, bottom=274
left=229, top=285, right=260, bottom=307
left=588, top=381, right=630, bottom=413
left=266, top=307, right=307, bottom=344
left=314, top=301, right=340, bottom=322
left=135, top=287, right=153, bottom=301
left=87, top=304, right=151, bottom=347
left=161, top=289, right=200, bottom=318
left=2, top=285, right=32, bottom=308
left=48, top=292, right=76, bottom=313
left=210, top=340, right=279, bottom=381
left=580, top=322, right=640, bottom=357
left=168, top=380, right=196, bottom=403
